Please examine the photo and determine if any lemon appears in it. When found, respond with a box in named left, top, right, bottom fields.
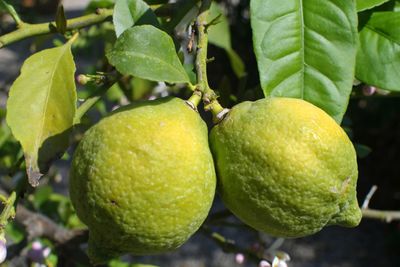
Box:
left=210, top=97, right=361, bottom=238
left=69, top=97, right=216, bottom=262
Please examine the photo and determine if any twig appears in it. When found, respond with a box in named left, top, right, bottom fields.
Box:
left=361, top=185, right=378, bottom=209
left=0, top=0, right=23, bottom=27
left=361, top=185, right=400, bottom=222
left=201, top=226, right=267, bottom=264
left=14, top=204, right=86, bottom=243
left=0, top=8, right=113, bottom=48
left=193, top=0, right=225, bottom=119
left=195, top=0, right=212, bottom=94
left=0, top=189, right=86, bottom=244
left=362, top=209, right=400, bottom=223
left=0, top=192, right=16, bottom=239
left=73, top=73, right=120, bottom=125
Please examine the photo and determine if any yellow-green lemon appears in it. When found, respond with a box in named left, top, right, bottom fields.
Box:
left=210, top=97, right=361, bottom=238
left=69, top=97, right=216, bottom=262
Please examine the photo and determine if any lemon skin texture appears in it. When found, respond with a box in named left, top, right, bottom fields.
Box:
left=69, top=97, right=216, bottom=262
left=210, top=97, right=361, bottom=238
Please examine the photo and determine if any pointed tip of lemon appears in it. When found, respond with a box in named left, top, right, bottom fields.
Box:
left=329, top=198, right=362, bottom=228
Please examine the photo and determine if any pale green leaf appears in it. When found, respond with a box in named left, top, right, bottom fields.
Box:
left=6, top=42, right=77, bottom=186
left=251, top=0, right=358, bottom=123
left=356, top=0, right=390, bottom=11
left=107, top=25, right=190, bottom=83
left=113, top=0, right=159, bottom=37
left=208, top=2, right=245, bottom=78
left=356, top=12, right=400, bottom=91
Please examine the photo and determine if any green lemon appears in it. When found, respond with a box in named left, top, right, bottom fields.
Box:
left=69, top=97, right=216, bottom=262
left=210, top=97, right=361, bottom=238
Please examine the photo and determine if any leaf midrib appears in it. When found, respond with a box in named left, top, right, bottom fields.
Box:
left=299, top=0, right=305, bottom=99
left=365, top=24, right=400, bottom=46
left=34, top=45, right=69, bottom=157
left=118, top=50, right=188, bottom=81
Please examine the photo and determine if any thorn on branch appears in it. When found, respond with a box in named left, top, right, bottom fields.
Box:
left=205, top=14, right=222, bottom=31
left=206, top=57, right=215, bottom=63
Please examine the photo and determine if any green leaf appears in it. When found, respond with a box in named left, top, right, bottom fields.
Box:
left=55, top=5, right=67, bottom=34
left=356, top=0, right=391, bottom=11
left=354, top=143, right=372, bottom=158
left=107, top=25, right=190, bottom=83
left=250, top=0, right=358, bottom=123
left=113, top=0, right=159, bottom=37
left=356, top=12, right=400, bottom=91
left=5, top=222, right=25, bottom=243
left=208, top=2, right=246, bottom=78
left=6, top=41, right=77, bottom=186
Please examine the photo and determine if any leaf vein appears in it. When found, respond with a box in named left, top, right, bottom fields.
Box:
left=119, top=50, right=187, bottom=80
left=35, top=45, right=69, bottom=159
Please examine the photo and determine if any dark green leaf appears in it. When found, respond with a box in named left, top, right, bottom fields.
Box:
left=107, top=25, right=190, bottom=83
left=356, top=12, right=400, bottom=91
left=251, top=0, right=358, bottom=123
left=356, top=0, right=391, bottom=11
left=130, top=77, right=156, bottom=100
left=355, top=143, right=372, bottom=158
left=183, top=64, right=197, bottom=85
left=55, top=5, right=67, bottom=34
left=5, top=222, right=24, bottom=243
left=6, top=41, right=77, bottom=186
left=208, top=3, right=245, bottom=78
left=113, top=0, right=159, bottom=37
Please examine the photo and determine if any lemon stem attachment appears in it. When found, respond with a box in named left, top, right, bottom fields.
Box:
left=205, top=101, right=229, bottom=123
left=186, top=90, right=202, bottom=110
left=193, top=0, right=226, bottom=122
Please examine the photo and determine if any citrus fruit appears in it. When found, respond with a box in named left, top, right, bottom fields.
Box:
left=210, top=97, right=361, bottom=238
left=69, top=97, right=216, bottom=262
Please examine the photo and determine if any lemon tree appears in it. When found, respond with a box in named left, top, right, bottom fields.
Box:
left=0, top=0, right=399, bottom=266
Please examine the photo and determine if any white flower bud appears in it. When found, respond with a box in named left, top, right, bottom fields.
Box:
left=0, top=240, right=7, bottom=263
left=259, top=260, right=271, bottom=267
left=235, top=253, right=245, bottom=264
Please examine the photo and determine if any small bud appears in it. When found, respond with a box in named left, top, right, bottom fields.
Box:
left=272, top=251, right=290, bottom=267
left=259, top=260, right=271, bottom=267
left=31, top=241, right=42, bottom=250
left=0, top=240, right=7, bottom=263
left=76, top=74, right=90, bottom=85
left=42, top=247, right=51, bottom=258
left=362, top=85, right=376, bottom=96
left=235, top=253, right=245, bottom=264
